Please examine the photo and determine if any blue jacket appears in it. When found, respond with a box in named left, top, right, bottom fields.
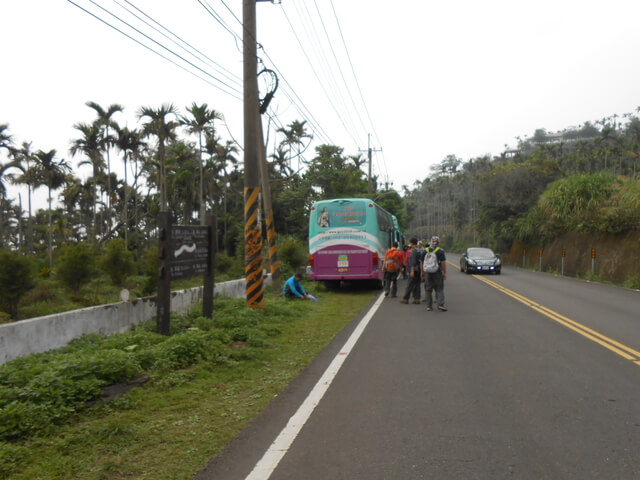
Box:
left=283, top=276, right=306, bottom=298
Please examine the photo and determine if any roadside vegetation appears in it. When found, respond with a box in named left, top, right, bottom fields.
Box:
left=403, top=110, right=640, bottom=284
left=0, top=285, right=377, bottom=479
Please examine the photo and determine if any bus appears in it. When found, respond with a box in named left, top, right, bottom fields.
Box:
left=308, top=198, right=402, bottom=285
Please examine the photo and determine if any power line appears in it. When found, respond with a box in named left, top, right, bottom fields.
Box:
left=329, top=0, right=388, bottom=181
left=122, top=0, right=242, bottom=89
left=67, top=0, right=241, bottom=101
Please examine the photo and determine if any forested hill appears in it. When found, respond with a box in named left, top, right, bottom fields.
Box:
left=403, top=112, right=640, bottom=284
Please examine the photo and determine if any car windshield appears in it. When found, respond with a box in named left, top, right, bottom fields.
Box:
left=468, top=248, right=495, bottom=258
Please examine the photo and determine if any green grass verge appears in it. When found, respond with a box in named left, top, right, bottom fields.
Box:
left=1, top=285, right=377, bottom=479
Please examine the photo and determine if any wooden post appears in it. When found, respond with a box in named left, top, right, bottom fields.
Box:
left=157, top=212, right=171, bottom=335
left=203, top=214, right=216, bottom=318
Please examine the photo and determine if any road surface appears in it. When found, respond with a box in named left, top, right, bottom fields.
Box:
left=196, top=258, right=640, bottom=480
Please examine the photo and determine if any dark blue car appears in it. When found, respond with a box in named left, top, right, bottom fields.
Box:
left=460, top=247, right=501, bottom=274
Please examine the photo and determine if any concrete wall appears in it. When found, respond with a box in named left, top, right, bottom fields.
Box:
left=0, top=276, right=271, bottom=365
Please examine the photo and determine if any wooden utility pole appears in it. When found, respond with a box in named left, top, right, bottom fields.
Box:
left=243, top=0, right=264, bottom=308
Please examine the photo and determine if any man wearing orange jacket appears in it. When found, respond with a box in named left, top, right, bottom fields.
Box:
left=383, top=241, right=403, bottom=298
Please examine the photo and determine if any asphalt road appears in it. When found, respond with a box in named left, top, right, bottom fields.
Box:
left=196, top=258, right=640, bottom=480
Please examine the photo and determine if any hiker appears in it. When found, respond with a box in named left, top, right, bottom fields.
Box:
left=422, top=235, right=447, bottom=311
left=400, top=238, right=424, bottom=304
left=401, top=244, right=410, bottom=279
left=383, top=241, right=404, bottom=297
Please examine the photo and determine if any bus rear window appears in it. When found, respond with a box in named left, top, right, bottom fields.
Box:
left=315, top=201, right=367, bottom=228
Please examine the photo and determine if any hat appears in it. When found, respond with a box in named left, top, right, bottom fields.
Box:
left=430, top=235, right=440, bottom=247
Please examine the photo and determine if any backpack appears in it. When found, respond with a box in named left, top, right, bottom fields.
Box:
left=384, top=249, right=398, bottom=272
left=423, top=247, right=440, bottom=273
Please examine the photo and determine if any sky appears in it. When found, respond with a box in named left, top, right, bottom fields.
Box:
left=2, top=0, right=640, bottom=211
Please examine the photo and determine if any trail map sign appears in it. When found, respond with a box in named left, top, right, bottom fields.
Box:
left=157, top=213, right=216, bottom=335
left=171, top=226, right=210, bottom=280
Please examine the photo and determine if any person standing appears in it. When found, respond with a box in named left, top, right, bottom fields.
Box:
left=383, top=241, right=403, bottom=297
left=400, top=238, right=424, bottom=304
left=422, top=235, right=447, bottom=311
left=401, top=244, right=410, bottom=280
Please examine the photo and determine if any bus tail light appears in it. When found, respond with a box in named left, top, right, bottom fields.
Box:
left=309, top=254, right=315, bottom=268
left=372, top=252, right=379, bottom=268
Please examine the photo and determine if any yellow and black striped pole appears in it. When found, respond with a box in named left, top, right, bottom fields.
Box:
left=244, top=186, right=264, bottom=307
left=258, top=119, right=281, bottom=291
left=243, top=0, right=264, bottom=308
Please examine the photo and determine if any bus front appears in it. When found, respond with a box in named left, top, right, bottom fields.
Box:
left=308, top=199, right=385, bottom=283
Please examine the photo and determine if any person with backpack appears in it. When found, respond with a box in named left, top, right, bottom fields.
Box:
left=401, top=244, right=410, bottom=279
left=400, top=238, right=425, bottom=304
left=383, top=241, right=403, bottom=297
left=422, top=235, right=447, bottom=311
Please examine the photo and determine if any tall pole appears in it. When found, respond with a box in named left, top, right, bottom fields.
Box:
left=258, top=117, right=281, bottom=291
left=359, top=133, right=382, bottom=195
left=243, top=0, right=264, bottom=308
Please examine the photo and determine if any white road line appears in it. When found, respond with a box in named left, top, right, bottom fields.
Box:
left=245, top=292, right=386, bottom=480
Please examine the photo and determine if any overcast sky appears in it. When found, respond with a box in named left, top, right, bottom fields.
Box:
left=2, top=0, right=640, bottom=209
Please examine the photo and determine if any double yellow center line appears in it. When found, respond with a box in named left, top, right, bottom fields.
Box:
left=472, top=273, right=640, bottom=366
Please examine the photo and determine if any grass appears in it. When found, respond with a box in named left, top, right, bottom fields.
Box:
left=1, top=285, right=377, bottom=480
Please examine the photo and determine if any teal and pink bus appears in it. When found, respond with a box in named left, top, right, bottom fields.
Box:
left=308, top=198, right=401, bottom=285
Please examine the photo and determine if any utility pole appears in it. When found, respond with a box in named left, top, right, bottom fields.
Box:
left=243, top=0, right=264, bottom=308
left=258, top=117, right=281, bottom=291
left=360, top=134, right=382, bottom=195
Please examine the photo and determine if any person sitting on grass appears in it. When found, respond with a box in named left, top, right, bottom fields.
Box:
left=283, top=272, right=309, bottom=300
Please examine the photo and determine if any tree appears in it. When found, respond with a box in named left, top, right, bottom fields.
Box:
left=86, top=102, right=123, bottom=236
left=0, top=159, right=22, bottom=247
left=0, top=248, right=34, bottom=318
left=180, top=103, right=221, bottom=224
left=71, top=121, right=105, bottom=241
left=55, top=242, right=97, bottom=295
left=33, top=149, right=71, bottom=267
left=11, top=142, right=39, bottom=252
left=115, top=126, right=145, bottom=247
left=138, top=104, right=179, bottom=212
left=100, top=238, right=135, bottom=286
left=277, top=120, right=312, bottom=172
left=0, top=124, right=13, bottom=152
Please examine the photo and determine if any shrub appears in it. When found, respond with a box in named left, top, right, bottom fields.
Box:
left=278, top=236, right=308, bottom=273
left=100, top=238, right=136, bottom=286
left=0, top=249, right=35, bottom=319
left=55, top=243, right=98, bottom=294
left=215, top=253, right=234, bottom=274
left=140, top=245, right=158, bottom=296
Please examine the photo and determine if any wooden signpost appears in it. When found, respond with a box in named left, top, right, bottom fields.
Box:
left=157, top=213, right=216, bottom=335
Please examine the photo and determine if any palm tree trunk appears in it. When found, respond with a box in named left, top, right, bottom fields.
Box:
left=123, top=152, right=128, bottom=248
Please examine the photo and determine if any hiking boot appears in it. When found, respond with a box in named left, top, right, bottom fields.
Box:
left=437, top=305, right=447, bottom=311
left=412, top=300, right=421, bottom=304
left=399, top=299, right=408, bottom=304
left=426, top=307, right=433, bottom=311
left=384, top=292, right=389, bottom=297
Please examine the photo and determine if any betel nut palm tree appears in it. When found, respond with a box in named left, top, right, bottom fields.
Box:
left=115, top=126, right=145, bottom=247
left=32, top=149, right=71, bottom=267
left=70, top=121, right=104, bottom=242
left=180, top=102, right=221, bottom=224
left=138, top=104, right=179, bottom=213
left=11, top=142, right=38, bottom=253
left=85, top=102, right=122, bottom=237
